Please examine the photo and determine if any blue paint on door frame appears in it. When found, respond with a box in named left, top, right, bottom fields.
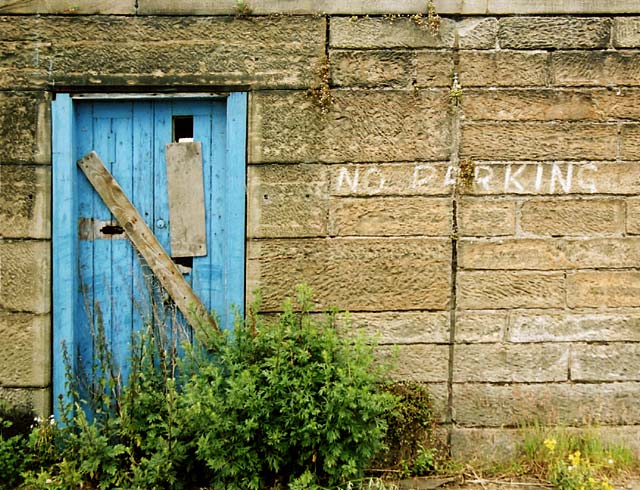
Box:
left=51, top=93, right=248, bottom=415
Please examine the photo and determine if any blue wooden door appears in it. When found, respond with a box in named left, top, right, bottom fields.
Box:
left=52, top=94, right=247, bottom=408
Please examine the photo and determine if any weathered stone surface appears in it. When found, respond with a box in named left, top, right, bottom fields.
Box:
left=510, top=310, right=640, bottom=342
left=460, top=238, right=640, bottom=270
left=520, top=199, right=624, bottom=236
left=622, top=124, right=640, bottom=160
left=459, top=51, right=549, bottom=88
left=454, top=162, right=640, bottom=196
left=568, top=271, right=640, bottom=308
left=247, top=238, right=451, bottom=311
left=330, top=17, right=455, bottom=49
left=461, top=123, right=618, bottom=161
left=415, top=51, right=455, bottom=87
left=0, top=92, right=50, bottom=164
left=330, top=50, right=414, bottom=88
left=552, top=51, right=640, bottom=87
left=0, top=165, right=50, bottom=239
left=499, top=17, right=611, bottom=49
left=459, top=238, right=571, bottom=271
left=0, top=240, right=50, bottom=313
left=457, top=17, right=498, bottom=49
left=0, top=313, right=50, bottom=387
left=458, top=198, right=515, bottom=237
left=458, top=271, right=565, bottom=309
left=453, top=382, right=640, bottom=427
left=0, top=387, right=50, bottom=417
left=330, top=163, right=453, bottom=197
left=382, top=344, right=451, bottom=383
left=453, top=343, right=569, bottom=382
left=628, top=197, right=640, bottom=234
left=0, top=42, right=51, bottom=90
left=247, top=164, right=328, bottom=238
left=54, top=41, right=321, bottom=89
left=0, top=0, right=134, bottom=14
left=614, top=17, right=640, bottom=48
left=338, top=311, right=450, bottom=344
left=250, top=90, right=451, bottom=164
left=455, top=310, right=507, bottom=343
left=572, top=344, right=640, bottom=382
left=451, top=426, right=640, bottom=463
left=329, top=197, right=452, bottom=236
left=464, top=89, right=640, bottom=122
left=450, top=427, right=523, bottom=463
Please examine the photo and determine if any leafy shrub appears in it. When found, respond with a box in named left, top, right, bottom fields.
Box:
left=183, top=285, right=397, bottom=489
left=0, top=404, right=33, bottom=490
left=373, top=382, right=437, bottom=477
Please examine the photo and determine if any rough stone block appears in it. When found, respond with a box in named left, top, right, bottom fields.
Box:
left=455, top=162, right=640, bottom=196
left=53, top=30, right=324, bottom=88
left=0, top=0, right=134, bottom=14
left=0, top=313, right=50, bottom=387
left=464, top=89, right=640, bottom=122
left=0, top=240, right=50, bottom=313
left=249, top=90, right=451, bottom=164
left=510, top=310, right=640, bottom=343
left=457, top=271, right=565, bottom=309
left=458, top=51, right=550, bottom=87
left=622, top=124, right=640, bottom=160
left=0, top=165, right=50, bottom=239
left=520, top=199, right=625, bottom=236
left=461, top=237, right=640, bottom=271
left=0, top=387, right=50, bottom=417
left=246, top=238, right=451, bottom=311
left=453, top=382, right=640, bottom=427
left=455, top=310, right=507, bottom=343
left=458, top=198, right=515, bottom=237
left=461, top=122, right=618, bottom=161
left=329, top=197, right=452, bottom=237
left=552, top=51, right=640, bottom=87
left=450, top=428, right=523, bottom=463
left=329, top=163, right=453, bottom=197
left=330, top=17, right=455, bottom=49
left=338, top=311, right=450, bottom=344
left=0, top=42, right=51, bottom=90
left=572, top=344, right=640, bottom=382
left=0, top=92, right=50, bottom=164
left=330, top=50, right=414, bottom=88
left=614, top=17, right=640, bottom=48
left=451, top=426, right=640, bottom=463
left=382, top=344, right=451, bottom=383
left=415, top=51, right=455, bottom=87
left=628, top=197, right=640, bottom=234
left=453, top=343, right=568, bottom=383
left=247, top=164, right=328, bottom=238
left=459, top=238, right=571, bottom=271
left=499, top=17, right=611, bottom=49
left=457, top=17, right=498, bottom=49
left=568, top=271, right=640, bottom=308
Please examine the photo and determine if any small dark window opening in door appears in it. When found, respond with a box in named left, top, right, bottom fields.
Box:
left=173, top=116, right=193, bottom=142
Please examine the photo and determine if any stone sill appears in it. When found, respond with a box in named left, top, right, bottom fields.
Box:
left=2, top=0, right=640, bottom=16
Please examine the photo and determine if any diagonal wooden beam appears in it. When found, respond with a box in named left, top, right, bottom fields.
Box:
left=77, top=151, right=220, bottom=334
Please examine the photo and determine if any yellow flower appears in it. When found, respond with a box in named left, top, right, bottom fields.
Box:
left=543, top=438, right=557, bottom=452
left=568, top=450, right=581, bottom=466
left=601, top=478, right=613, bottom=490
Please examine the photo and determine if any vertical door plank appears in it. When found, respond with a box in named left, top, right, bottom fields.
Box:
left=225, top=92, right=248, bottom=327
left=77, top=151, right=219, bottom=334
left=52, top=93, right=76, bottom=410
left=132, top=101, right=154, bottom=336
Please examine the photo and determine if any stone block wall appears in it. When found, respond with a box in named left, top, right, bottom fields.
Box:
left=1, top=0, right=639, bottom=460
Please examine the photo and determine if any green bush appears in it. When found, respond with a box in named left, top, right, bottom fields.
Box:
left=2, top=286, right=398, bottom=489
left=183, top=285, right=397, bottom=489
